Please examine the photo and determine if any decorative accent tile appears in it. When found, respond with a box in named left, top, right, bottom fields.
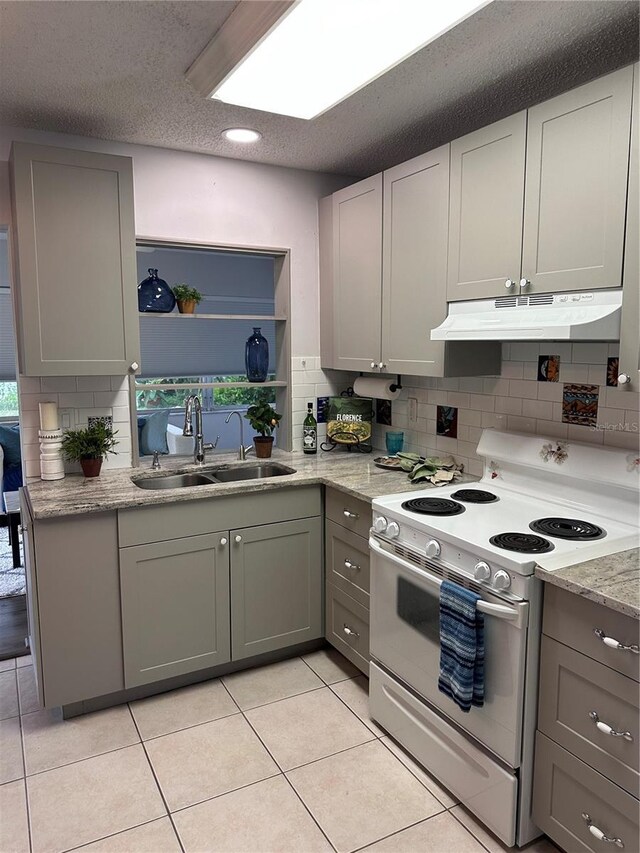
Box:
left=562, top=384, right=599, bottom=427
left=87, top=415, right=113, bottom=430
left=606, top=357, right=620, bottom=387
left=376, top=399, right=392, bottom=426
left=316, top=396, right=329, bottom=424
left=436, top=406, right=458, bottom=439
left=537, top=355, right=560, bottom=382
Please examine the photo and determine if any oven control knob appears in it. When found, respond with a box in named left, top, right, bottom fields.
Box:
left=493, top=570, right=511, bottom=590
left=373, top=516, right=388, bottom=534
left=386, top=521, right=400, bottom=539
left=426, top=539, right=441, bottom=558
left=474, top=561, right=491, bottom=581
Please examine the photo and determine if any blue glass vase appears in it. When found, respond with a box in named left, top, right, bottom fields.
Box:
left=245, top=327, right=269, bottom=382
left=137, top=268, right=176, bottom=313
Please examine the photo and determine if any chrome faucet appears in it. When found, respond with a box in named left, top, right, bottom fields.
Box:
left=183, top=395, right=219, bottom=465
left=225, top=411, right=254, bottom=460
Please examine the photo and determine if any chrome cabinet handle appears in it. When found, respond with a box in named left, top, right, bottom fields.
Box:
left=129, top=361, right=139, bottom=372
left=519, top=278, right=530, bottom=290
left=343, top=509, right=359, bottom=519
left=343, top=624, right=359, bottom=638
left=582, top=813, right=624, bottom=848
left=344, top=558, right=361, bottom=573
left=505, top=278, right=516, bottom=289
left=234, top=535, right=242, bottom=544
left=378, top=362, right=386, bottom=369
left=617, top=374, right=631, bottom=385
left=594, top=628, right=639, bottom=654
left=370, top=361, right=376, bottom=369
left=589, top=712, right=633, bottom=742
left=220, top=537, right=228, bottom=546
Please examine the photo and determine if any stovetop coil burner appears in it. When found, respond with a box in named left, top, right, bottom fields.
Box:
left=490, top=532, right=554, bottom=554
left=530, top=518, right=605, bottom=540
left=451, top=489, right=499, bottom=504
left=401, top=497, right=465, bottom=516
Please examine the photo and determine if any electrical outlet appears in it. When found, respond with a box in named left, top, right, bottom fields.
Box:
left=408, top=397, right=418, bottom=423
left=59, top=408, right=74, bottom=429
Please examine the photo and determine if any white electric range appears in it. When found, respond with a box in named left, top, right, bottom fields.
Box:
left=368, top=429, right=639, bottom=848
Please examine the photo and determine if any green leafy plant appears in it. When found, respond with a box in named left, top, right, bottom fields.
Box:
left=61, top=422, right=118, bottom=461
left=172, top=284, right=203, bottom=304
left=244, top=401, right=282, bottom=437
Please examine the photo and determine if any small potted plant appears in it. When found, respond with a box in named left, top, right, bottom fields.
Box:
left=172, top=284, right=203, bottom=314
left=244, top=402, right=282, bottom=458
left=61, top=422, right=118, bottom=478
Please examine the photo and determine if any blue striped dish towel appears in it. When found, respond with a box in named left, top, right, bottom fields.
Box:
left=438, top=579, right=485, bottom=713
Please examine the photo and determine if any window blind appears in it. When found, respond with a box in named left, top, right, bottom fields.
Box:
left=0, top=289, right=17, bottom=381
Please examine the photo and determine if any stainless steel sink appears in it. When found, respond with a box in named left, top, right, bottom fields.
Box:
left=133, top=472, right=217, bottom=490
left=211, top=463, right=296, bottom=483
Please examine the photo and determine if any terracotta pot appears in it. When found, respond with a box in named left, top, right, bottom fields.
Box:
left=177, top=299, right=198, bottom=314
left=254, top=436, right=274, bottom=459
left=80, top=458, right=102, bottom=478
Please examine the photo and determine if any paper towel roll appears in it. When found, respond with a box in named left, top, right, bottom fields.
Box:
left=353, top=376, right=401, bottom=401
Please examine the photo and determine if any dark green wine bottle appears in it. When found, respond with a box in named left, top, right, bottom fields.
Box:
left=303, top=402, right=317, bottom=454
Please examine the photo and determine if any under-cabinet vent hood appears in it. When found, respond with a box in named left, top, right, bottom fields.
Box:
left=431, top=289, right=622, bottom=341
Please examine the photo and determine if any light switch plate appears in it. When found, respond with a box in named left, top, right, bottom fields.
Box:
left=58, top=408, right=74, bottom=429
left=408, top=397, right=418, bottom=423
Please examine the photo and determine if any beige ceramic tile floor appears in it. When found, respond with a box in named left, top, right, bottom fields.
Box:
left=0, top=649, right=561, bottom=853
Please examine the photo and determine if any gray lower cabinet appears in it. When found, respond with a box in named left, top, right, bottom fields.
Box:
left=120, top=532, right=231, bottom=688
left=9, top=142, right=140, bottom=376
left=230, top=517, right=322, bottom=660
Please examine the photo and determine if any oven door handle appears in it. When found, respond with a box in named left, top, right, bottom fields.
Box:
left=369, top=537, right=521, bottom=622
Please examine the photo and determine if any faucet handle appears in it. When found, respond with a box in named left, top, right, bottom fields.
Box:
left=212, top=435, right=220, bottom=449
left=151, top=451, right=161, bottom=470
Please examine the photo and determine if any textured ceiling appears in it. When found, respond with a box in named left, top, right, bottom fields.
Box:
left=0, top=1, right=638, bottom=177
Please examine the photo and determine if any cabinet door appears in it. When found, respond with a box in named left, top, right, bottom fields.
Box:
left=619, top=63, right=639, bottom=392
left=447, top=113, right=526, bottom=301
left=120, top=533, right=230, bottom=688
left=382, top=146, right=449, bottom=375
left=231, top=517, right=322, bottom=660
left=333, top=174, right=383, bottom=371
left=522, top=66, right=633, bottom=294
left=10, top=143, right=140, bottom=376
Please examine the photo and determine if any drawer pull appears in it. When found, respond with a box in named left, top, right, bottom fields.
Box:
left=589, top=712, right=633, bottom=742
left=582, top=813, right=625, bottom=848
left=343, top=509, right=360, bottom=520
left=343, top=624, right=360, bottom=639
left=593, top=628, right=639, bottom=654
left=344, top=558, right=361, bottom=573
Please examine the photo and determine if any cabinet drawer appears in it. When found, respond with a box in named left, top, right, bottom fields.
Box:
left=543, top=585, right=639, bottom=682
left=326, top=583, right=370, bottom=675
left=533, top=732, right=639, bottom=853
left=119, top=486, right=322, bottom=546
left=539, top=636, right=638, bottom=798
left=325, top=488, right=371, bottom=540
left=326, top=519, right=370, bottom=606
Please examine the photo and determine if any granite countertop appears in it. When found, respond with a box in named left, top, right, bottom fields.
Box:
left=536, top=546, right=640, bottom=620
left=25, top=449, right=477, bottom=520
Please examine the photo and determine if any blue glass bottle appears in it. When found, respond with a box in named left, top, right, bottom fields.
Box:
left=245, top=327, right=269, bottom=382
left=137, top=268, right=176, bottom=313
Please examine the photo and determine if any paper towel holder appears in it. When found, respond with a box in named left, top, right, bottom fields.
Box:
left=356, top=373, right=403, bottom=392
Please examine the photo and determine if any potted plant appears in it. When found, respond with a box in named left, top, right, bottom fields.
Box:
left=172, top=284, right=203, bottom=314
left=244, top=402, right=282, bottom=458
left=61, top=422, right=118, bottom=478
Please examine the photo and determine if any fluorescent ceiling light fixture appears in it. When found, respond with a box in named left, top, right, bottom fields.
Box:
left=211, top=0, right=488, bottom=120
left=222, top=127, right=262, bottom=143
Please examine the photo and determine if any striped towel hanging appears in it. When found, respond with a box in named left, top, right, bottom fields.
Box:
left=438, top=579, right=485, bottom=713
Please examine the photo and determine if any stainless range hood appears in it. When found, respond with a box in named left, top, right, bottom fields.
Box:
left=431, top=289, right=622, bottom=341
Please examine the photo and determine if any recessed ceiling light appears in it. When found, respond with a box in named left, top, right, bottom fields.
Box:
left=211, top=0, right=489, bottom=120
left=222, top=127, right=262, bottom=143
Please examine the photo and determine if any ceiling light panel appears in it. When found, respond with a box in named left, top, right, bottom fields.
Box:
left=212, top=0, right=488, bottom=120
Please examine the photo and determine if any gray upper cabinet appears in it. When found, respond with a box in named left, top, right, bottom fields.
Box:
left=382, top=147, right=450, bottom=376
left=10, top=142, right=141, bottom=376
left=447, top=113, right=526, bottom=301
left=120, top=532, right=231, bottom=688
left=332, top=174, right=383, bottom=371
left=231, top=517, right=322, bottom=660
left=522, top=66, right=634, bottom=294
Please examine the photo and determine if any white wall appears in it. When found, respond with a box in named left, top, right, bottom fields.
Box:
left=0, top=127, right=354, bottom=470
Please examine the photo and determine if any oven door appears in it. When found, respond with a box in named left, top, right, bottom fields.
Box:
left=369, top=536, right=529, bottom=767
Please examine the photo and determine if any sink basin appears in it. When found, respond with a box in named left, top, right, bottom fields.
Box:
left=212, top=463, right=296, bottom=483
left=133, top=472, right=217, bottom=490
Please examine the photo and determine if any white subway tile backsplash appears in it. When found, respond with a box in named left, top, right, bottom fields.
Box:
left=508, top=380, right=538, bottom=400
left=501, top=361, right=524, bottom=379
left=20, top=392, right=58, bottom=411
left=567, top=423, right=604, bottom=444
left=481, top=412, right=506, bottom=429
left=58, top=392, right=94, bottom=409
left=522, top=399, right=553, bottom=420
left=110, top=376, right=129, bottom=391
left=605, top=388, right=639, bottom=411
left=111, top=406, right=130, bottom=423
left=94, top=390, right=129, bottom=408
left=536, top=382, right=564, bottom=402
left=495, top=396, right=522, bottom=415
left=459, top=408, right=482, bottom=426
left=458, top=378, right=486, bottom=393
left=447, top=392, right=470, bottom=409
left=19, top=376, right=41, bottom=394
left=40, top=376, right=78, bottom=393
left=587, top=364, right=606, bottom=385
left=572, top=343, right=608, bottom=364
left=77, top=376, right=113, bottom=392
left=523, top=362, right=538, bottom=380
left=536, top=420, right=568, bottom=440
left=560, top=364, right=590, bottom=383
left=510, top=342, right=540, bottom=362
left=468, top=394, right=495, bottom=412
left=507, top=415, right=536, bottom=434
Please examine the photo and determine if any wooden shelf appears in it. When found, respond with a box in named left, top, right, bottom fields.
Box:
left=134, top=380, right=287, bottom=391
left=139, top=313, right=286, bottom=321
